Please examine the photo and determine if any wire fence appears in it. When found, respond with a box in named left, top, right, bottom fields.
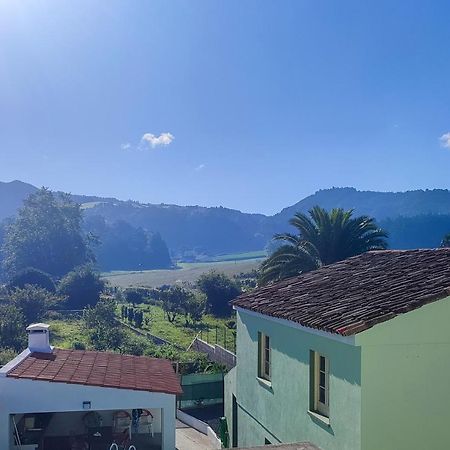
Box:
left=199, top=325, right=236, bottom=353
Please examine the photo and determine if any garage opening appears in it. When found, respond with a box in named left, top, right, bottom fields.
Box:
left=11, top=408, right=163, bottom=450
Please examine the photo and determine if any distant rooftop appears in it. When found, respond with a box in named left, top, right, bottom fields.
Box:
left=6, top=348, right=182, bottom=395
left=233, top=249, right=450, bottom=336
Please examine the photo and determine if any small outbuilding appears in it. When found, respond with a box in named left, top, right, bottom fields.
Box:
left=0, top=323, right=182, bottom=450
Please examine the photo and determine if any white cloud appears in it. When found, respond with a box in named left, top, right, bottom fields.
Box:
left=141, top=132, right=175, bottom=148
left=121, top=143, right=131, bottom=151
left=195, top=164, right=205, bottom=171
left=439, top=132, right=450, bottom=149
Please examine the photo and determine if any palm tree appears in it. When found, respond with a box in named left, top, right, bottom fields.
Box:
left=259, top=206, right=388, bottom=285
left=441, top=233, right=450, bottom=248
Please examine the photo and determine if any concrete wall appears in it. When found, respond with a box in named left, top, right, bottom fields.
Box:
left=0, top=378, right=176, bottom=450
left=356, top=296, right=450, bottom=450
left=233, top=309, right=361, bottom=450
left=176, top=409, right=222, bottom=449
left=190, top=337, right=236, bottom=369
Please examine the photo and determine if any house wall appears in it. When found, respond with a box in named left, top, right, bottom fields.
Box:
left=224, top=365, right=236, bottom=443
left=231, top=309, right=362, bottom=450
left=356, top=295, right=450, bottom=450
left=0, top=378, right=175, bottom=450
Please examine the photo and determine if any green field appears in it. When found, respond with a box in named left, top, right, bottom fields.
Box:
left=120, top=303, right=236, bottom=350
left=47, top=303, right=235, bottom=352
left=47, top=318, right=88, bottom=349
left=103, top=258, right=263, bottom=288
left=206, top=250, right=267, bottom=262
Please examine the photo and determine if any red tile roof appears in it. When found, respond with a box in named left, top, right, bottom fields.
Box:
left=233, top=249, right=450, bottom=336
left=6, top=348, right=183, bottom=395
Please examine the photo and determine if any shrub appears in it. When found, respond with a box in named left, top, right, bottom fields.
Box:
left=183, top=292, right=206, bottom=324
left=134, top=310, right=144, bottom=328
left=58, top=265, right=105, bottom=309
left=127, top=307, right=135, bottom=323
left=120, top=335, right=148, bottom=356
left=0, top=304, right=26, bottom=351
left=124, top=288, right=146, bottom=305
left=8, top=267, right=56, bottom=293
left=197, top=270, right=241, bottom=316
left=72, top=341, right=86, bottom=350
left=83, top=297, right=126, bottom=351
left=0, top=348, right=17, bottom=366
left=9, top=285, right=61, bottom=324
left=160, top=286, right=192, bottom=323
left=114, top=289, right=125, bottom=303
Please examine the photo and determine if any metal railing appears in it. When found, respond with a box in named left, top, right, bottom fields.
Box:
left=199, top=325, right=236, bottom=353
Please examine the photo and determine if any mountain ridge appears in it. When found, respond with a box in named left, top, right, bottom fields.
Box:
left=1, top=180, right=450, bottom=256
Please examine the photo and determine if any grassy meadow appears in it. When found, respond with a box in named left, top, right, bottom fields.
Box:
left=119, top=303, right=236, bottom=350
left=46, top=303, right=235, bottom=353
left=48, top=317, right=88, bottom=349
left=103, top=257, right=263, bottom=288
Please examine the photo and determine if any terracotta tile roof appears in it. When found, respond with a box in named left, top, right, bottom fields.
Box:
left=6, top=348, right=183, bottom=395
left=233, top=249, right=450, bottom=336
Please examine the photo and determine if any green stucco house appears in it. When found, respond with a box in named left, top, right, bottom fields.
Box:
left=225, top=248, right=450, bottom=450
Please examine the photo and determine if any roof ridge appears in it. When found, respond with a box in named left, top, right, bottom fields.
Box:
left=233, top=248, right=450, bottom=336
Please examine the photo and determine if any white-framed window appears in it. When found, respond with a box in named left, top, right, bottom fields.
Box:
left=258, top=332, right=271, bottom=381
left=312, top=351, right=330, bottom=417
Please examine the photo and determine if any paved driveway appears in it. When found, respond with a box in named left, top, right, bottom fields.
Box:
left=176, top=420, right=215, bottom=450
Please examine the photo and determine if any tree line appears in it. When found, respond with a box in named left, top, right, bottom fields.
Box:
left=0, top=188, right=172, bottom=278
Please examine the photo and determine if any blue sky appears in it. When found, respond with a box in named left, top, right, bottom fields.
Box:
left=1, top=0, right=450, bottom=215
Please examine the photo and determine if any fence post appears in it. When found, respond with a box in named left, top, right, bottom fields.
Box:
left=224, top=327, right=227, bottom=350
left=215, top=326, right=218, bottom=344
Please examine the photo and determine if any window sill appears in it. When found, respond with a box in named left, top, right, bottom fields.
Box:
left=256, top=376, right=272, bottom=390
left=307, top=410, right=330, bottom=426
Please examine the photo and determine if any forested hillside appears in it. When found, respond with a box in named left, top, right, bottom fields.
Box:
left=1, top=181, right=450, bottom=265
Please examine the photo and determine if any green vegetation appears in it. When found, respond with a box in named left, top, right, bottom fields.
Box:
left=83, top=216, right=172, bottom=271
left=58, top=265, right=105, bottom=309
left=119, top=302, right=236, bottom=350
left=103, top=258, right=262, bottom=288
left=84, top=297, right=127, bottom=351
left=441, top=233, right=450, bottom=248
left=260, top=206, right=388, bottom=285
left=0, top=303, right=26, bottom=351
left=0, top=285, right=60, bottom=353
left=47, top=316, right=88, bottom=349
left=0, top=188, right=241, bottom=375
left=9, top=285, right=61, bottom=324
left=46, top=306, right=229, bottom=373
left=8, top=267, right=56, bottom=292
left=207, top=250, right=267, bottom=262
left=2, top=188, right=92, bottom=277
left=197, top=270, right=240, bottom=316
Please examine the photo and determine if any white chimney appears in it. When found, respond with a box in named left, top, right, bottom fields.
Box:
left=26, top=323, right=52, bottom=353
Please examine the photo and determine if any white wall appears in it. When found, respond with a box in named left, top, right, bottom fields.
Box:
left=0, top=378, right=175, bottom=450
left=176, top=409, right=222, bottom=449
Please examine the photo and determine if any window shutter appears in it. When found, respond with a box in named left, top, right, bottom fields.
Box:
left=257, top=332, right=262, bottom=378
